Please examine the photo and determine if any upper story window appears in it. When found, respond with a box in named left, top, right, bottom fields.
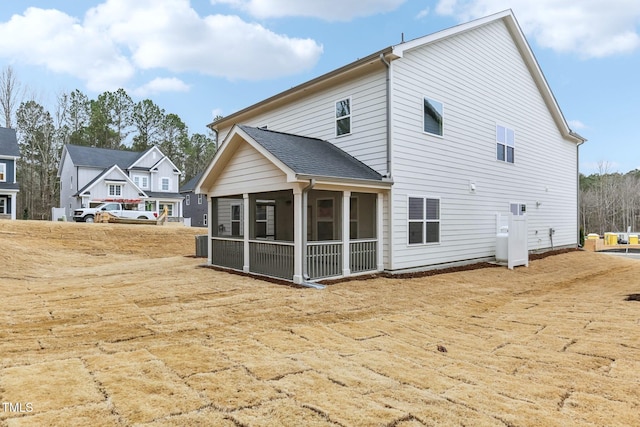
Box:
left=408, top=196, right=440, bottom=245
left=335, top=97, right=351, bottom=136
left=0, top=163, right=6, bottom=182
left=108, top=184, right=122, bottom=197
left=161, top=177, right=170, bottom=191
left=198, top=194, right=203, bottom=204
left=133, top=175, right=149, bottom=189
left=423, top=97, right=443, bottom=136
left=185, top=194, right=190, bottom=206
left=497, top=125, right=515, bottom=163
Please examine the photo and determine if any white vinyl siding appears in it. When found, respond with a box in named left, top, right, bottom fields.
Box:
left=210, top=143, right=289, bottom=197
left=389, top=19, right=578, bottom=270
left=215, top=69, right=388, bottom=175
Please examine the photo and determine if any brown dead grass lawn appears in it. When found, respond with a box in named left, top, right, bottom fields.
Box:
left=0, top=219, right=639, bottom=426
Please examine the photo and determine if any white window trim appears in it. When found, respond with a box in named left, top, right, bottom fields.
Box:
left=0, top=197, right=5, bottom=214
left=133, top=174, right=149, bottom=189
left=407, top=195, right=441, bottom=246
left=0, top=163, right=6, bottom=182
left=335, top=96, right=352, bottom=137
left=496, top=123, right=515, bottom=164
left=198, top=194, right=203, bottom=205
left=186, top=194, right=190, bottom=206
left=203, top=213, right=208, bottom=226
left=231, top=203, right=242, bottom=236
left=107, top=183, right=123, bottom=197
left=423, top=96, right=444, bottom=138
left=160, top=177, right=170, bottom=192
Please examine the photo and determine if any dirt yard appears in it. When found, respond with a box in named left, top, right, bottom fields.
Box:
left=0, top=220, right=638, bottom=426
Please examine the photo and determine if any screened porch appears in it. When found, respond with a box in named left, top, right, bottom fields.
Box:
left=209, top=189, right=382, bottom=282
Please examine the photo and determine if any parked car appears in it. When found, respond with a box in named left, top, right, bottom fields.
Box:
left=73, top=202, right=158, bottom=223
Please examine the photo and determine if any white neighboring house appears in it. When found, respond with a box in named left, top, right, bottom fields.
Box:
left=58, top=144, right=183, bottom=219
left=196, top=10, right=586, bottom=284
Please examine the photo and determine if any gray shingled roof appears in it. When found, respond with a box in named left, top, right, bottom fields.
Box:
left=239, top=125, right=384, bottom=182
left=66, top=144, right=143, bottom=169
left=0, top=127, right=20, bottom=157
left=180, top=172, right=203, bottom=193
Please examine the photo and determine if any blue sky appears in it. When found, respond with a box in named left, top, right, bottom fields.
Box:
left=0, top=0, right=639, bottom=174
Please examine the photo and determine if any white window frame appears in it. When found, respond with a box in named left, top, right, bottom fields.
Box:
left=108, top=184, right=123, bottom=197
left=198, top=194, right=203, bottom=205
left=0, top=197, right=5, bottom=214
left=335, top=97, right=352, bottom=137
left=423, top=97, right=444, bottom=137
left=231, top=203, right=242, bottom=236
left=496, top=124, right=515, bottom=164
left=185, top=194, right=190, bottom=206
left=316, top=198, right=335, bottom=241
left=0, top=163, right=6, bottom=182
left=510, top=202, right=526, bottom=216
left=159, top=203, right=174, bottom=217
left=160, top=177, right=170, bottom=191
left=407, top=196, right=441, bottom=245
left=203, top=213, right=208, bottom=226
left=133, top=174, right=149, bottom=189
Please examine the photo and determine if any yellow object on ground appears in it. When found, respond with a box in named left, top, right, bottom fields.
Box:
left=629, top=234, right=638, bottom=245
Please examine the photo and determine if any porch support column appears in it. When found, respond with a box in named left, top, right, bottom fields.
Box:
left=377, top=192, right=384, bottom=271
left=243, top=193, right=250, bottom=273
left=11, top=195, right=16, bottom=220
left=208, top=197, right=216, bottom=265
left=342, top=191, right=351, bottom=277
left=293, top=187, right=303, bottom=284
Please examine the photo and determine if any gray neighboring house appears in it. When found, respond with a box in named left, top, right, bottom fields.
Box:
left=180, top=172, right=208, bottom=227
left=0, top=127, right=20, bottom=220
left=58, top=144, right=183, bottom=219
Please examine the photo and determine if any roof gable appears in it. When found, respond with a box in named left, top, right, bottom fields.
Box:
left=129, top=145, right=164, bottom=169
left=0, top=127, right=20, bottom=157
left=76, top=164, right=147, bottom=198
left=197, top=125, right=387, bottom=194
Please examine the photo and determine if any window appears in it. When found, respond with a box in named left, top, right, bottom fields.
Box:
left=423, top=97, right=443, bottom=136
left=231, top=204, right=241, bottom=236
left=0, top=163, right=5, bottom=182
left=198, top=194, right=203, bottom=205
left=186, top=194, right=190, bottom=206
left=159, top=203, right=174, bottom=216
left=350, top=197, right=358, bottom=239
left=335, top=98, right=351, bottom=136
left=317, top=198, right=335, bottom=240
left=203, top=214, right=208, bottom=226
left=133, top=175, right=148, bottom=189
left=510, top=203, right=526, bottom=216
left=497, top=125, right=515, bottom=163
left=408, top=196, right=440, bottom=245
left=70, top=175, right=73, bottom=189
left=108, top=184, right=122, bottom=196
left=161, top=177, right=170, bottom=191
left=0, top=198, right=5, bottom=214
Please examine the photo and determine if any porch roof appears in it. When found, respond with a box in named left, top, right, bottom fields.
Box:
left=238, top=125, right=385, bottom=182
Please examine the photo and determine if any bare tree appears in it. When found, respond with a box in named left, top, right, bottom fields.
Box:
left=0, top=65, right=24, bottom=128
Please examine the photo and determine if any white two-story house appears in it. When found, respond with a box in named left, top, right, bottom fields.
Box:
left=58, top=144, right=183, bottom=219
left=196, top=10, right=586, bottom=284
left=0, top=127, right=20, bottom=220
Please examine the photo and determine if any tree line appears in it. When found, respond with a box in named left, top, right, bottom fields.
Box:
left=580, top=164, right=640, bottom=236
left=1, top=66, right=217, bottom=220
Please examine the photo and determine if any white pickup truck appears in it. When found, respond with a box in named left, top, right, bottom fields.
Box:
left=73, top=202, right=158, bottom=223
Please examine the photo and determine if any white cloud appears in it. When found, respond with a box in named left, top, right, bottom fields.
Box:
left=133, top=77, right=190, bottom=97
left=568, top=119, right=587, bottom=130
left=435, top=0, right=640, bottom=58
left=0, top=0, right=323, bottom=92
left=416, top=8, right=430, bottom=20
left=211, top=0, right=406, bottom=21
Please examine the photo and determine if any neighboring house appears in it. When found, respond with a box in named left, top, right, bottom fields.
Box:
left=196, top=10, right=586, bottom=285
left=0, top=127, right=20, bottom=220
left=180, top=172, right=208, bottom=227
left=58, top=144, right=183, bottom=219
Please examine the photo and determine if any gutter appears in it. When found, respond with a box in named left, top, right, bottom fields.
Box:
left=379, top=53, right=392, bottom=178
